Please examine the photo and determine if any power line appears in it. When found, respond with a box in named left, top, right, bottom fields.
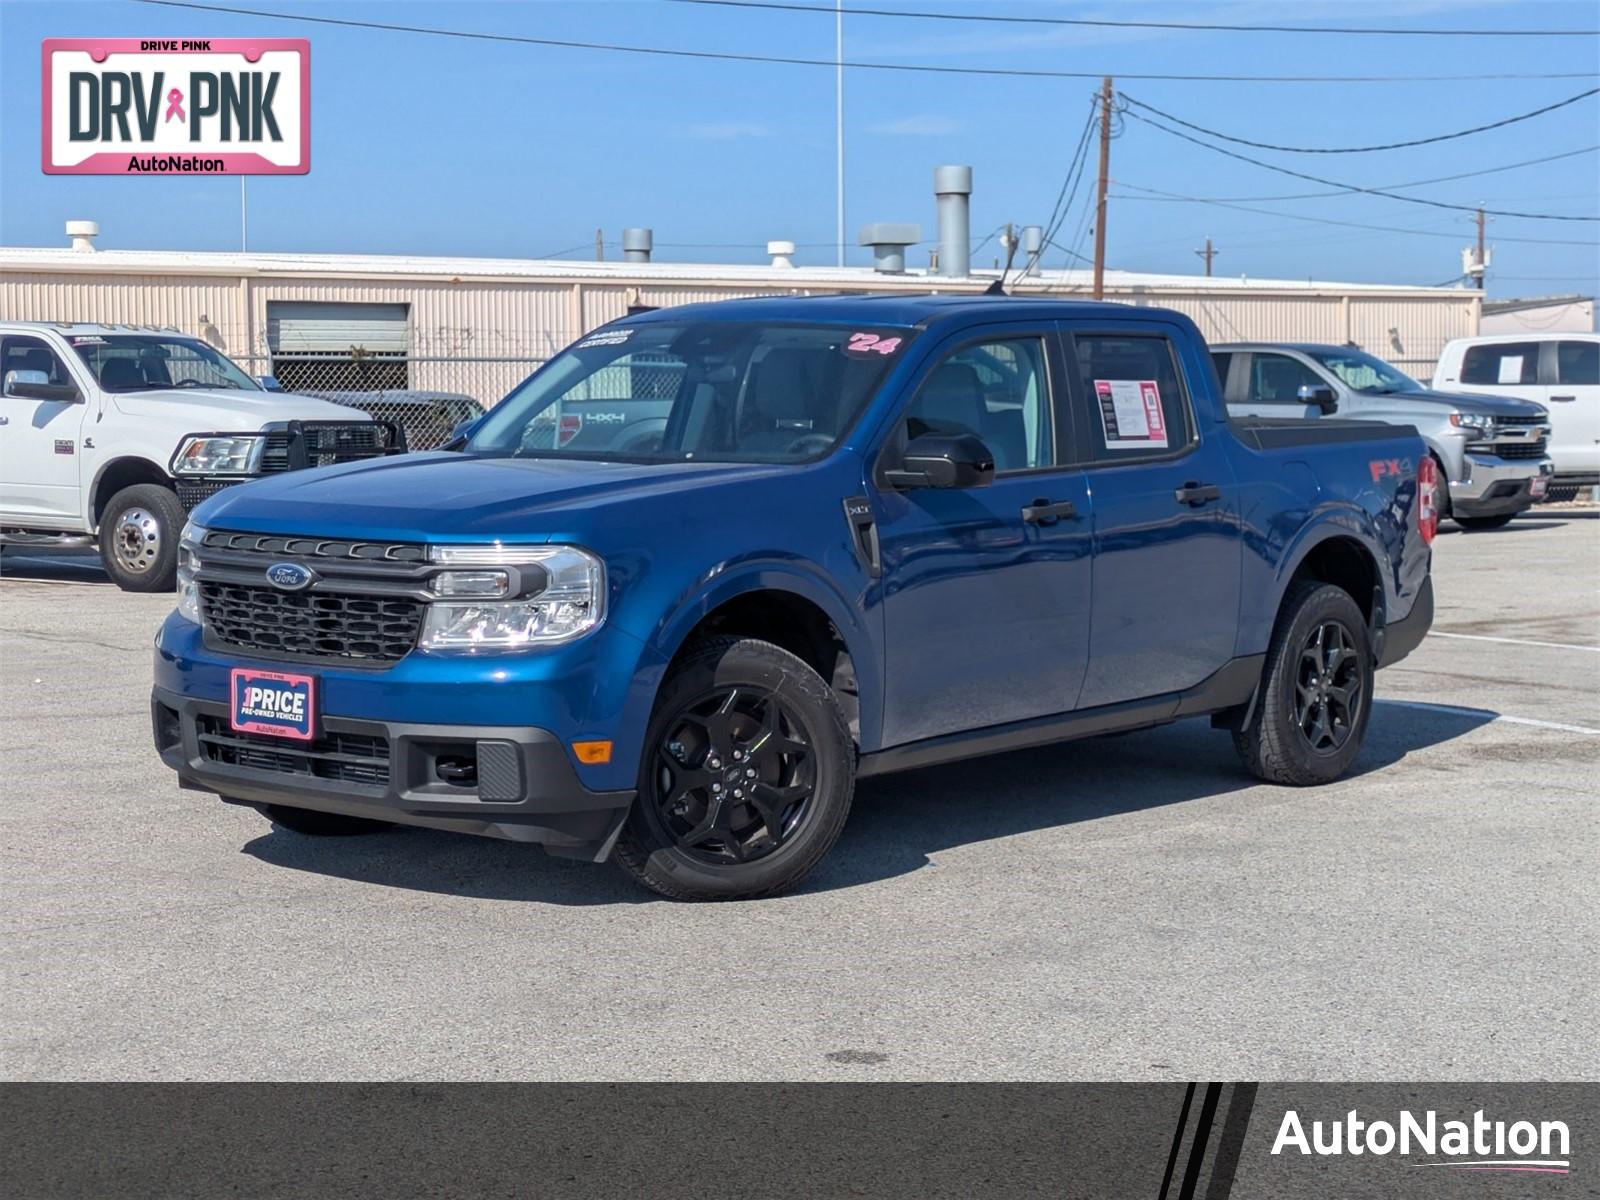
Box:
left=1105, top=145, right=1600, bottom=204
left=1023, top=98, right=1100, bottom=275
left=131, top=2, right=1599, bottom=82
left=670, top=0, right=1600, bottom=38
left=1108, top=183, right=1600, bottom=246
left=1119, top=88, right=1599, bottom=154
left=1120, top=108, right=1600, bottom=221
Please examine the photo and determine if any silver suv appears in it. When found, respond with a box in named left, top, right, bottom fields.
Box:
left=1212, top=343, right=1552, bottom=530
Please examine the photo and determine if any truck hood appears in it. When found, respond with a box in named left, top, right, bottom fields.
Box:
left=110, top=388, right=371, bottom=429
left=1383, top=387, right=1547, bottom=419
left=193, top=452, right=775, bottom=542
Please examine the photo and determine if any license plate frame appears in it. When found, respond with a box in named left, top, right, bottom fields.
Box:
left=230, top=667, right=318, bottom=741
left=1530, top=476, right=1550, bottom=499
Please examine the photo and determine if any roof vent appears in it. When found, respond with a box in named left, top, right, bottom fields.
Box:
left=622, top=228, right=653, bottom=264
left=858, top=223, right=921, bottom=274
left=933, top=165, right=972, bottom=278
left=767, top=240, right=797, bottom=269
left=66, top=220, right=99, bottom=252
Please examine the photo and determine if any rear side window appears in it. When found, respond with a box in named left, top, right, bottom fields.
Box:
left=1460, top=342, right=1539, bottom=386
left=1070, top=333, right=1195, bottom=462
left=1246, top=353, right=1325, bottom=404
left=1556, top=340, right=1599, bottom=386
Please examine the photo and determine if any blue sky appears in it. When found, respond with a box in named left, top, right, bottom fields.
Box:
left=2, top=0, right=1597, bottom=295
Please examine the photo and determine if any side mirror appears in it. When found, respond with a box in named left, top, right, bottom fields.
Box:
left=1298, top=384, right=1338, bottom=414
left=257, top=375, right=285, bottom=392
left=4, top=370, right=79, bottom=403
left=883, top=432, right=996, bottom=489
left=441, top=414, right=485, bottom=451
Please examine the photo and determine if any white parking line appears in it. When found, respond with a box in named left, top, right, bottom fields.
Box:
left=1429, top=631, right=1600, bottom=653
left=1379, top=699, right=1600, bottom=736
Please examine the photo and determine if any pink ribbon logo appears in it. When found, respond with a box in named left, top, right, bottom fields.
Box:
left=164, top=88, right=185, bottom=123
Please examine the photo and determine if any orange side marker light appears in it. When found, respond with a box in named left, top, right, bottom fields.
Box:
left=572, top=740, right=613, bottom=765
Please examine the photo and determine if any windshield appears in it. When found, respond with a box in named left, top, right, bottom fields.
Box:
left=67, top=334, right=259, bottom=393
left=468, top=321, right=914, bottom=463
left=1306, top=348, right=1420, bottom=395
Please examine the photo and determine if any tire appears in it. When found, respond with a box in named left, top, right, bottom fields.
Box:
left=1453, top=513, right=1516, bottom=531
left=614, top=636, right=855, bottom=901
left=98, top=483, right=185, bottom=591
left=1232, top=581, right=1374, bottom=786
left=258, top=804, right=394, bottom=836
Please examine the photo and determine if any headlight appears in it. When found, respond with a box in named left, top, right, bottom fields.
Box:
left=419, top=545, right=605, bottom=651
left=1449, top=412, right=1496, bottom=438
left=176, top=520, right=206, bottom=622
left=171, top=435, right=265, bottom=476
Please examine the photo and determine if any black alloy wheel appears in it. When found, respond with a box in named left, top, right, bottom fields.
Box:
left=1292, top=620, right=1364, bottom=755
left=653, top=686, right=815, bottom=865
left=1232, top=580, right=1374, bottom=786
left=614, top=636, right=855, bottom=901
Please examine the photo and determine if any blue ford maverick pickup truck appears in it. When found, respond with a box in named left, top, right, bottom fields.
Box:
left=153, top=296, right=1435, bottom=900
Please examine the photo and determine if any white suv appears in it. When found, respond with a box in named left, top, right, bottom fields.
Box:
left=1434, top=333, right=1599, bottom=495
left=0, top=322, right=400, bottom=591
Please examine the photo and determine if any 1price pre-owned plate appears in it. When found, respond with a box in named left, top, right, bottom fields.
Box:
left=230, top=667, right=317, bottom=741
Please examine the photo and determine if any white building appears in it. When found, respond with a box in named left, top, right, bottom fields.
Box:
left=0, top=235, right=1483, bottom=408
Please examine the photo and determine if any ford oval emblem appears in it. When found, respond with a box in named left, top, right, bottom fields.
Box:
left=266, top=562, right=314, bottom=591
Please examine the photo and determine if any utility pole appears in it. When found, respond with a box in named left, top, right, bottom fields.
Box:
left=1462, top=208, right=1490, bottom=289
left=1092, top=76, right=1113, bottom=300
left=1475, top=207, right=1486, bottom=287
left=835, top=0, right=845, bottom=268
left=240, top=177, right=248, bottom=252
left=1195, top=236, right=1217, bottom=277
left=595, top=227, right=604, bottom=262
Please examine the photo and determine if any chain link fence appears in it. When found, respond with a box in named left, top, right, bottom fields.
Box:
left=234, top=352, right=550, bottom=450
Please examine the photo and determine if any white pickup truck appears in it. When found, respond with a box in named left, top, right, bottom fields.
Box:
left=0, top=322, right=402, bottom=591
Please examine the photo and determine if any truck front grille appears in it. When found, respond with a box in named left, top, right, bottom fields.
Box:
left=1470, top=438, right=1548, bottom=460
left=195, top=714, right=390, bottom=787
left=257, top=420, right=405, bottom=475
left=200, top=580, right=424, bottom=662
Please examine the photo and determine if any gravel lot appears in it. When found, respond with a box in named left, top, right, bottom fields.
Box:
left=2, top=511, right=1596, bottom=1082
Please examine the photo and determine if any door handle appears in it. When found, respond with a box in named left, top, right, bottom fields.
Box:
left=1174, top=482, right=1222, bottom=506
left=1021, top=499, right=1078, bottom=524
left=1549, top=394, right=1577, bottom=402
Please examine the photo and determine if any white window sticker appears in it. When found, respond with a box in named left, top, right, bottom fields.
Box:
left=1496, top=355, right=1525, bottom=384
left=576, top=328, right=635, bottom=350
left=1093, top=379, right=1169, bottom=449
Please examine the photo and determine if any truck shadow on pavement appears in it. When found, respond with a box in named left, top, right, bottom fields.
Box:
left=240, top=701, right=1492, bottom=905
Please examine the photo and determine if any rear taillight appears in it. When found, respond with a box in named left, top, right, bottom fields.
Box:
left=1418, top=456, right=1439, bottom=545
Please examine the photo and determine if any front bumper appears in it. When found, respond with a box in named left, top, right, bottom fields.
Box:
left=1449, top=454, right=1553, bottom=517
left=152, top=686, right=635, bottom=860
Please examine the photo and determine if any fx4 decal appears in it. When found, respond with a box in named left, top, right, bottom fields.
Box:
left=1368, top=457, right=1413, bottom=483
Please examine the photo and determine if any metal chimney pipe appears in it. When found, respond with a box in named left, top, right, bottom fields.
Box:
left=933, top=165, right=972, bottom=277
left=621, top=227, right=653, bottom=264
left=1021, top=225, right=1044, bottom=274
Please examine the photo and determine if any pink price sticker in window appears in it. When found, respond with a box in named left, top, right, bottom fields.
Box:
left=844, top=332, right=903, bottom=356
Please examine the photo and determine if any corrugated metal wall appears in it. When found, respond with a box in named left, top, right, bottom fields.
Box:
left=0, top=266, right=1479, bottom=402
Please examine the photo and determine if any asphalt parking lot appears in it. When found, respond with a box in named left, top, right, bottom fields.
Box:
left=2, top=511, right=1596, bottom=1082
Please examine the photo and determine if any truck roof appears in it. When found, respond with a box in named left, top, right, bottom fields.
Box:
left=619, top=292, right=1176, bottom=330
left=0, top=320, right=188, bottom=336
left=1209, top=342, right=1354, bottom=354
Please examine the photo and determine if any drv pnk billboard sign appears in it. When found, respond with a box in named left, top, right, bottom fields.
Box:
left=42, top=38, right=309, bottom=175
